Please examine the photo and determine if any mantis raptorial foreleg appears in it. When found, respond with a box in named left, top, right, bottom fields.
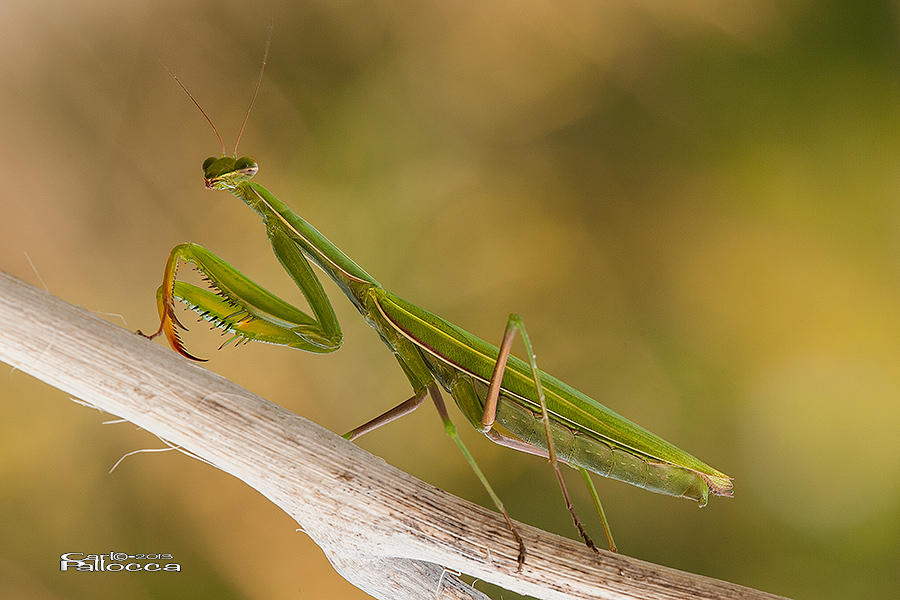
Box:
left=142, top=240, right=342, bottom=360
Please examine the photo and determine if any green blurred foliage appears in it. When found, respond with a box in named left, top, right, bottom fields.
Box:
left=2, top=0, right=900, bottom=598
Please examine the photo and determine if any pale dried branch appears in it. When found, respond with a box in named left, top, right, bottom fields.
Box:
left=0, top=270, right=789, bottom=600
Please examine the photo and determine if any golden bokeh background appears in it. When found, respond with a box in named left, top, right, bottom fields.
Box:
left=2, top=1, right=899, bottom=598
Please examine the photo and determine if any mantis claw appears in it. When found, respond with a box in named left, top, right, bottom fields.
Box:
left=138, top=275, right=207, bottom=362
left=161, top=307, right=206, bottom=362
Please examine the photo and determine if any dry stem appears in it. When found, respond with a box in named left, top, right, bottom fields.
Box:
left=0, top=270, right=789, bottom=600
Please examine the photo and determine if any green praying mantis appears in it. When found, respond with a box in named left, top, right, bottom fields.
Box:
left=142, top=35, right=732, bottom=567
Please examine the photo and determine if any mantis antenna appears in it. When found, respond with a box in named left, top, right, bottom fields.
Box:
left=234, top=25, right=272, bottom=156
left=162, top=25, right=273, bottom=158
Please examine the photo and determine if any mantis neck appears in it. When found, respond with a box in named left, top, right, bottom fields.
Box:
left=233, top=180, right=381, bottom=314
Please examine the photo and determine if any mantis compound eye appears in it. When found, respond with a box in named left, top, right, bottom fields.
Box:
left=234, top=157, right=259, bottom=179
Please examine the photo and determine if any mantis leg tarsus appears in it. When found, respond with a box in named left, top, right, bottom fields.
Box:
left=553, top=466, right=598, bottom=553
left=578, top=466, right=617, bottom=552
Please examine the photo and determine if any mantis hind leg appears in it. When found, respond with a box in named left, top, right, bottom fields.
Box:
left=482, top=314, right=616, bottom=553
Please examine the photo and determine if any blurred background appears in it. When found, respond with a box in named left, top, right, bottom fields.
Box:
left=1, top=0, right=899, bottom=598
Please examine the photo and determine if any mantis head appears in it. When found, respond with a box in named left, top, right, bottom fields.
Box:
left=165, top=28, right=271, bottom=192
left=203, top=156, right=259, bottom=190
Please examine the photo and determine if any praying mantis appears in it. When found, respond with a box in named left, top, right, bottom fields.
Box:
left=142, top=35, right=733, bottom=567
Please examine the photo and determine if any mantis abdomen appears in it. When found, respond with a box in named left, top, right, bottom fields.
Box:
left=492, top=392, right=712, bottom=505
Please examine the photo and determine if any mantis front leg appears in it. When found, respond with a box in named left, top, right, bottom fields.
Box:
left=141, top=239, right=342, bottom=360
